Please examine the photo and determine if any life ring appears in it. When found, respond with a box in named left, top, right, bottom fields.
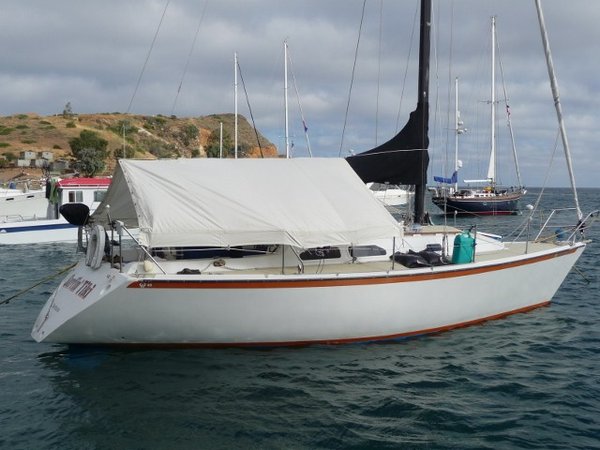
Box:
left=85, top=224, right=106, bottom=270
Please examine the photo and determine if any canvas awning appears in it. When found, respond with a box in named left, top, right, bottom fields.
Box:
left=91, top=158, right=403, bottom=248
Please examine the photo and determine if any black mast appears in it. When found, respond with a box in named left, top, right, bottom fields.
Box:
left=346, top=0, right=431, bottom=224
left=414, top=0, right=431, bottom=224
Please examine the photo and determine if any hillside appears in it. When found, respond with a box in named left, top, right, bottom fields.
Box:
left=0, top=112, right=279, bottom=182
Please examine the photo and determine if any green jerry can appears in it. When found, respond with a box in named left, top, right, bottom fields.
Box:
left=451, top=231, right=475, bottom=264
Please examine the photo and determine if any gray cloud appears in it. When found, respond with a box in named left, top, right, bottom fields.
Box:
left=0, top=0, right=598, bottom=187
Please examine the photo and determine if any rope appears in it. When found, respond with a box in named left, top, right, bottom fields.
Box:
left=0, top=262, right=77, bottom=306
left=572, top=265, right=591, bottom=284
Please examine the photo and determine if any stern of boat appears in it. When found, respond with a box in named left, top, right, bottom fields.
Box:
left=31, top=260, right=126, bottom=343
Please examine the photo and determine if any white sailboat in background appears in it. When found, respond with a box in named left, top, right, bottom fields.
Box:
left=31, top=0, right=596, bottom=347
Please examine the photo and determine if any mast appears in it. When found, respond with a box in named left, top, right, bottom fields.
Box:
left=486, top=16, right=497, bottom=185
left=454, top=77, right=459, bottom=192
left=284, top=41, right=290, bottom=158
left=534, top=0, right=581, bottom=219
left=234, top=52, right=238, bottom=159
left=413, top=0, right=431, bottom=224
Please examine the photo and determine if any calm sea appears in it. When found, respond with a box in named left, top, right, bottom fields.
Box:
left=1, top=188, right=599, bottom=450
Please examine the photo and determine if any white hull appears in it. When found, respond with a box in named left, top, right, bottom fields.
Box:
left=0, top=177, right=110, bottom=245
left=367, top=183, right=412, bottom=206
left=0, top=217, right=79, bottom=244
left=1, top=189, right=48, bottom=221
left=373, top=189, right=411, bottom=206
left=32, top=240, right=584, bottom=346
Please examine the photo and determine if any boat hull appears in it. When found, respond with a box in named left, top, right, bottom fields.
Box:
left=367, top=183, right=412, bottom=206
left=0, top=219, right=78, bottom=244
left=0, top=190, right=48, bottom=221
left=432, top=192, right=522, bottom=215
left=31, top=242, right=584, bottom=346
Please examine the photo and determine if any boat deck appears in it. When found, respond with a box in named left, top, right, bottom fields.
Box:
left=136, top=240, right=564, bottom=278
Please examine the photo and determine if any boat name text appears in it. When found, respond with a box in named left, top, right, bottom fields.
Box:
left=63, top=275, right=96, bottom=300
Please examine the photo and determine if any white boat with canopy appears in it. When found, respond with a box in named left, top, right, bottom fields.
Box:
left=32, top=0, right=596, bottom=346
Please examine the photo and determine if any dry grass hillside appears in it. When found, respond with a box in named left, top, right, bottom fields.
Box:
left=0, top=112, right=279, bottom=182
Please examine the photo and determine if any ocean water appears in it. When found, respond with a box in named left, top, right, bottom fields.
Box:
left=1, top=188, right=599, bottom=449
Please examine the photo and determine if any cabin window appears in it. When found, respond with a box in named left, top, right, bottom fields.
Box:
left=94, top=191, right=106, bottom=202
left=349, top=245, right=386, bottom=257
left=151, top=245, right=273, bottom=260
left=68, top=191, right=84, bottom=203
left=299, top=246, right=341, bottom=261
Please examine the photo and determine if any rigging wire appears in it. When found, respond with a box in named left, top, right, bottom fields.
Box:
left=375, top=0, right=383, bottom=146
left=286, top=45, right=313, bottom=157
left=429, top=0, right=442, bottom=189
left=126, top=0, right=171, bottom=114
left=339, top=0, right=367, bottom=157
left=511, top=129, right=560, bottom=242
left=236, top=58, right=264, bottom=158
left=442, top=1, right=455, bottom=182
left=437, top=0, right=455, bottom=230
left=495, top=28, right=523, bottom=188
left=170, top=0, right=209, bottom=116
left=395, top=1, right=419, bottom=133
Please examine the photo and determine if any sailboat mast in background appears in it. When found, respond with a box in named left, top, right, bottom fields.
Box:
left=284, top=41, right=290, bottom=158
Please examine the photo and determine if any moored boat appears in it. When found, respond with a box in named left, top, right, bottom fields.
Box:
left=367, top=182, right=413, bottom=207
left=431, top=17, right=526, bottom=216
left=31, top=0, right=596, bottom=346
left=431, top=186, right=523, bottom=216
left=0, top=177, right=110, bottom=245
left=31, top=157, right=591, bottom=346
left=1, top=179, right=47, bottom=221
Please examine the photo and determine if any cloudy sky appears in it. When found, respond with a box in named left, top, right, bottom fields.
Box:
left=1, top=0, right=599, bottom=187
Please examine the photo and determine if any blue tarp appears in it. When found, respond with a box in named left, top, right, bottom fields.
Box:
left=433, top=171, right=458, bottom=184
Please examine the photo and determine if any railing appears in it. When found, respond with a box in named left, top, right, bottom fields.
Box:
left=108, top=220, right=166, bottom=275
left=0, top=214, right=26, bottom=223
left=534, top=208, right=599, bottom=243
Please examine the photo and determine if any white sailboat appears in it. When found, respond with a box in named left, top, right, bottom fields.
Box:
left=32, top=0, right=595, bottom=346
